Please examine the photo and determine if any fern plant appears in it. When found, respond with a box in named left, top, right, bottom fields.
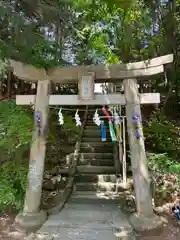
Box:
left=0, top=100, right=33, bottom=211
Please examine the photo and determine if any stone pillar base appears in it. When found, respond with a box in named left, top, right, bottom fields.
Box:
left=129, top=212, right=165, bottom=231
left=14, top=210, right=47, bottom=232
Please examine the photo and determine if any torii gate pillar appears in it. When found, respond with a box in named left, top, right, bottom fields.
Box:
left=15, top=80, right=51, bottom=232
left=123, top=79, right=162, bottom=230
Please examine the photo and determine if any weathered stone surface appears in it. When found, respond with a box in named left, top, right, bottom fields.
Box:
left=46, top=157, right=60, bottom=164
left=129, top=212, right=165, bottom=231
left=15, top=210, right=47, bottom=232
left=46, top=166, right=59, bottom=176
left=35, top=193, right=135, bottom=240
left=57, top=179, right=66, bottom=189
left=43, top=180, right=56, bottom=191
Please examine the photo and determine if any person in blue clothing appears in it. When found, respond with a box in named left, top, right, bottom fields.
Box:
left=172, top=205, right=180, bottom=220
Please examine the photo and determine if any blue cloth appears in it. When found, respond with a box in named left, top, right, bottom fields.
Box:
left=101, top=122, right=106, bottom=141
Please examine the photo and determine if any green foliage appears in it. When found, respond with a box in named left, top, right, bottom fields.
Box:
left=0, top=3, right=71, bottom=69
left=145, top=112, right=180, bottom=200
left=148, top=152, right=176, bottom=174
left=63, top=114, right=78, bottom=131
left=62, top=114, right=79, bottom=142
left=150, top=153, right=180, bottom=180
left=73, top=0, right=160, bottom=64
left=0, top=101, right=33, bottom=155
left=169, top=164, right=180, bottom=188
left=0, top=0, right=176, bottom=70
left=0, top=59, right=8, bottom=77
left=0, top=100, right=33, bottom=211
left=49, top=109, right=79, bottom=142
left=0, top=160, right=28, bottom=211
left=148, top=152, right=180, bottom=203
left=144, top=111, right=180, bottom=160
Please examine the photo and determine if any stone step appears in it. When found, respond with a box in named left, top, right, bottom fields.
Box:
left=81, top=142, right=113, bottom=147
left=75, top=182, right=124, bottom=192
left=79, top=157, right=114, bottom=166
left=76, top=166, right=116, bottom=174
left=80, top=145, right=113, bottom=153
left=85, top=122, right=98, bottom=127
left=75, top=174, right=118, bottom=183
left=79, top=152, right=113, bottom=159
left=84, top=126, right=102, bottom=131
left=83, top=129, right=110, bottom=137
left=82, top=137, right=111, bottom=142
left=81, top=136, right=111, bottom=142
left=80, top=144, right=113, bottom=153
left=71, top=191, right=121, bottom=201
left=84, top=125, right=109, bottom=129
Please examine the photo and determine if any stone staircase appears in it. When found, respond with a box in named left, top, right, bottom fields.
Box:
left=36, top=107, right=136, bottom=240
left=74, top=106, right=122, bottom=197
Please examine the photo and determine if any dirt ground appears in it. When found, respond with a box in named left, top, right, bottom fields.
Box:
left=136, top=200, right=180, bottom=239
left=136, top=216, right=180, bottom=240
left=0, top=213, right=26, bottom=240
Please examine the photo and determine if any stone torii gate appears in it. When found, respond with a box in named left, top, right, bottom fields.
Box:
left=10, top=54, right=173, bottom=231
